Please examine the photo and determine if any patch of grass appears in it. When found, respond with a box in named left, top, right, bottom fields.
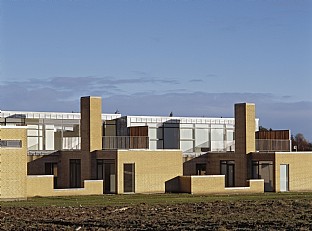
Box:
left=2, top=192, right=312, bottom=207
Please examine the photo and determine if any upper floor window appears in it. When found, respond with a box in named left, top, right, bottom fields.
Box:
left=0, top=140, right=22, bottom=148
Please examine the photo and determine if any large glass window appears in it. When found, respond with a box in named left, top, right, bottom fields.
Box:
left=163, top=122, right=180, bottom=149
left=97, top=159, right=116, bottom=193
left=124, top=163, right=135, bottom=193
left=252, top=161, right=274, bottom=192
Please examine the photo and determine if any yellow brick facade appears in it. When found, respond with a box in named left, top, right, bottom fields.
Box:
left=165, top=176, right=264, bottom=194
left=117, top=150, right=183, bottom=194
left=190, top=176, right=226, bottom=194
left=275, top=152, right=312, bottom=192
left=26, top=176, right=103, bottom=197
left=183, top=152, right=249, bottom=187
left=0, top=127, right=27, bottom=199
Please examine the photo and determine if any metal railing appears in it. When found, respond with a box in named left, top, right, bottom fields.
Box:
left=27, top=150, right=59, bottom=156
left=102, top=136, right=149, bottom=150
left=256, top=139, right=291, bottom=152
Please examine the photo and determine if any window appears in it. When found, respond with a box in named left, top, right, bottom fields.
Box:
left=0, top=140, right=22, bottom=148
left=97, top=159, right=116, bottom=193
left=124, top=163, right=135, bottom=193
left=163, top=122, right=180, bottom=149
left=252, top=161, right=274, bottom=192
left=196, top=163, right=206, bottom=175
left=70, top=159, right=81, bottom=188
left=220, top=160, right=235, bottom=187
left=280, top=164, right=289, bottom=192
left=45, top=162, right=58, bottom=188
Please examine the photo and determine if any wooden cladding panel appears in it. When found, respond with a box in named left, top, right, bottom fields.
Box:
left=256, top=130, right=290, bottom=140
left=129, top=126, right=148, bottom=137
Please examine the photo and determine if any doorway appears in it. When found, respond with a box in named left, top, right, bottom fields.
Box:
left=97, top=159, right=116, bottom=193
left=196, top=163, right=206, bottom=175
left=220, top=160, right=235, bottom=187
left=69, top=159, right=81, bottom=188
left=124, top=163, right=135, bottom=193
left=280, top=164, right=289, bottom=192
left=252, top=161, right=274, bottom=192
left=45, top=162, right=58, bottom=189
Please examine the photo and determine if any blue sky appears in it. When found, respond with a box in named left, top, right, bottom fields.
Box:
left=0, top=0, right=311, bottom=140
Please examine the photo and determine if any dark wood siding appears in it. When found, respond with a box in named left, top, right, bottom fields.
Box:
left=256, top=130, right=290, bottom=140
left=129, top=126, right=148, bottom=137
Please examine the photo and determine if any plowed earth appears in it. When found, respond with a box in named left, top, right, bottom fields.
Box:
left=1, top=199, right=312, bottom=230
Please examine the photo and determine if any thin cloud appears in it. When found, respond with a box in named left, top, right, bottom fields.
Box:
left=131, top=70, right=148, bottom=76
left=205, top=74, right=218, bottom=78
left=189, top=79, right=204, bottom=83
left=0, top=76, right=180, bottom=98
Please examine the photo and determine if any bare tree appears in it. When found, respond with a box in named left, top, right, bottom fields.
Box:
left=292, top=133, right=312, bottom=151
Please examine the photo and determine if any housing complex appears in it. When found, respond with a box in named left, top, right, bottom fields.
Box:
left=0, top=96, right=311, bottom=200
left=0, top=109, right=245, bottom=156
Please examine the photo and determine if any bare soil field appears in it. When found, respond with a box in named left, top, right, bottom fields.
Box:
left=1, top=194, right=312, bottom=230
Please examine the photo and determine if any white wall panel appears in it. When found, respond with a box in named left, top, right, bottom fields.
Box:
left=211, top=128, right=224, bottom=141
left=211, top=141, right=225, bottom=151
left=27, top=129, right=38, bottom=136
left=38, top=137, right=43, bottom=150
left=45, top=130, right=54, bottom=150
left=149, top=141, right=157, bottom=150
left=226, top=130, right=234, bottom=141
left=180, top=123, right=194, bottom=128
left=180, top=128, right=193, bottom=139
left=149, top=128, right=157, bottom=140
left=28, top=137, right=38, bottom=150
left=180, top=141, right=193, bottom=153
left=195, top=124, right=210, bottom=129
left=195, top=128, right=209, bottom=148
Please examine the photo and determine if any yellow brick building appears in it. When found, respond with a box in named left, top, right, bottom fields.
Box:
left=0, top=126, right=27, bottom=199
left=1, top=96, right=312, bottom=199
left=181, top=103, right=312, bottom=193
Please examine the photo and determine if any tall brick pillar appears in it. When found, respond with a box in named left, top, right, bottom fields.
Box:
left=81, top=96, right=102, bottom=152
left=80, top=96, right=102, bottom=183
left=235, top=103, right=256, bottom=154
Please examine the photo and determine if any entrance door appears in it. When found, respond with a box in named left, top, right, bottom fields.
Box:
left=252, top=161, right=274, bottom=192
left=227, top=164, right=235, bottom=187
left=97, top=160, right=116, bottom=193
left=124, top=163, right=135, bottom=193
left=104, top=163, right=116, bottom=193
left=280, top=164, right=289, bottom=192
left=220, top=160, right=235, bottom=187
left=69, top=159, right=81, bottom=188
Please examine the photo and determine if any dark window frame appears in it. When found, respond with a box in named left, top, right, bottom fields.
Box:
left=124, top=163, right=135, bottom=193
left=220, top=160, right=235, bottom=187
